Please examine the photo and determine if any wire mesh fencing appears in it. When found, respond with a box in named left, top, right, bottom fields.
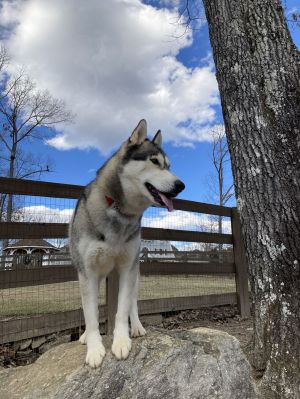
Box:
left=0, top=177, right=250, bottom=344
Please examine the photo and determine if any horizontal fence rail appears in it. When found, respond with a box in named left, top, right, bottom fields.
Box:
left=0, top=293, right=237, bottom=344
left=0, top=177, right=84, bottom=199
left=0, top=262, right=236, bottom=289
left=0, top=223, right=233, bottom=243
left=0, top=177, right=250, bottom=344
left=0, top=177, right=232, bottom=216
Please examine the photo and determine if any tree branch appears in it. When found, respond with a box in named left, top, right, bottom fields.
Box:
left=19, top=166, right=51, bottom=180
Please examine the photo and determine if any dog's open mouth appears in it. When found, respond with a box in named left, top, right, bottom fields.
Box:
left=145, top=183, right=174, bottom=212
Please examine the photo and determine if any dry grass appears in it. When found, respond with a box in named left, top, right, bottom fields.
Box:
left=0, top=275, right=236, bottom=317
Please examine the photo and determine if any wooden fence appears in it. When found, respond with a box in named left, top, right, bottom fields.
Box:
left=0, top=177, right=250, bottom=343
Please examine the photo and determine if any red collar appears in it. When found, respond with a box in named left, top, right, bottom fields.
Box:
left=105, top=195, right=114, bottom=206
left=104, top=195, right=135, bottom=218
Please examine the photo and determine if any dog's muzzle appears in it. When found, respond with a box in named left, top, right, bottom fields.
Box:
left=168, top=180, right=185, bottom=197
left=145, top=179, right=185, bottom=212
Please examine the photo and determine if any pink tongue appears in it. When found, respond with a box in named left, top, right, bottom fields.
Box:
left=157, top=191, right=174, bottom=212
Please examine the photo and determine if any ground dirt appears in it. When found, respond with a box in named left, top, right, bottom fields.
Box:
left=0, top=305, right=253, bottom=368
left=160, top=305, right=253, bottom=350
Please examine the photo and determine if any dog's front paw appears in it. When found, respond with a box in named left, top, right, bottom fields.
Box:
left=112, top=336, right=132, bottom=360
left=79, top=331, right=86, bottom=345
left=85, top=342, right=106, bottom=368
left=131, top=323, right=146, bottom=338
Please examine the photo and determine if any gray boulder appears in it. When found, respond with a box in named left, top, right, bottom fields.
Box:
left=0, top=328, right=259, bottom=399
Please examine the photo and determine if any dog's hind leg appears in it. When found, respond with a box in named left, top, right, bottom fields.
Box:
left=130, top=272, right=146, bottom=338
left=111, top=264, right=138, bottom=360
left=79, top=271, right=106, bottom=368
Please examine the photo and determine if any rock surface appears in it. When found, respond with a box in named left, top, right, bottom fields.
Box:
left=0, top=328, right=259, bottom=399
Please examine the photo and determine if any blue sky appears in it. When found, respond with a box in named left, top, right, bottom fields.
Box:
left=1, top=0, right=299, bottom=206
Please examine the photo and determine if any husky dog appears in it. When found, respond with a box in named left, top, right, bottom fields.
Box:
left=69, top=119, right=185, bottom=368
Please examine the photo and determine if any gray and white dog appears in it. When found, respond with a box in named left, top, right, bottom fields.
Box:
left=69, top=119, right=185, bottom=368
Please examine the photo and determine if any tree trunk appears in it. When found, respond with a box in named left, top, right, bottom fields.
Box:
left=7, top=142, right=16, bottom=220
left=3, top=142, right=16, bottom=250
left=202, top=0, right=300, bottom=397
left=218, top=155, right=223, bottom=251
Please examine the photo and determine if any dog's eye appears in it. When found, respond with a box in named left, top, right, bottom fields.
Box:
left=150, top=158, right=160, bottom=166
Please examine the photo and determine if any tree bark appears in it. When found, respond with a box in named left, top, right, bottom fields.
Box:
left=202, top=0, right=300, bottom=397
left=2, top=142, right=16, bottom=250
left=218, top=161, right=223, bottom=251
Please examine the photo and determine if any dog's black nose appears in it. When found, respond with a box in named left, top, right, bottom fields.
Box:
left=174, top=180, right=185, bottom=194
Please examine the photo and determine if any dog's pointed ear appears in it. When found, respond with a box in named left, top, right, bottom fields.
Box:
left=129, top=119, right=147, bottom=145
left=152, top=130, right=162, bottom=147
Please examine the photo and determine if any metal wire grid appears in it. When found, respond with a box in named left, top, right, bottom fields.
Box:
left=139, top=237, right=235, bottom=301
left=2, top=195, right=232, bottom=232
left=139, top=274, right=236, bottom=300
left=0, top=193, right=235, bottom=343
left=142, top=207, right=232, bottom=234
left=0, top=277, right=106, bottom=318
left=1, top=195, right=76, bottom=224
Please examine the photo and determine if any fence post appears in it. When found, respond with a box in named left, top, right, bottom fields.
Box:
left=106, top=268, right=119, bottom=335
left=231, top=207, right=251, bottom=318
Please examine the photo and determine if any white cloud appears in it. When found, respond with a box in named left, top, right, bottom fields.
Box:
left=143, top=209, right=232, bottom=251
left=0, top=0, right=219, bottom=153
left=18, top=205, right=232, bottom=235
left=142, top=209, right=231, bottom=233
left=16, top=205, right=73, bottom=223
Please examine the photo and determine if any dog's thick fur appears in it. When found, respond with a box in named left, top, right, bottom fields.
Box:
left=69, top=120, right=184, bottom=368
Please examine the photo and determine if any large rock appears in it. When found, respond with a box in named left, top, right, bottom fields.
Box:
left=0, top=328, right=259, bottom=399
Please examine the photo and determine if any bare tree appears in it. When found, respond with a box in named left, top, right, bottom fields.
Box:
left=0, top=46, right=9, bottom=72
left=0, top=148, right=53, bottom=220
left=0, top=47, right=72, bottom=248
left=0, top=70, right=72, bottom=181
left=207, top=127, right=234, bottom=250
left=0, top=46, right=9, bottom=181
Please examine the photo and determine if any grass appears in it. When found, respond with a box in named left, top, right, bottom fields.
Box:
left=0, top=275, right=236, bottom=317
